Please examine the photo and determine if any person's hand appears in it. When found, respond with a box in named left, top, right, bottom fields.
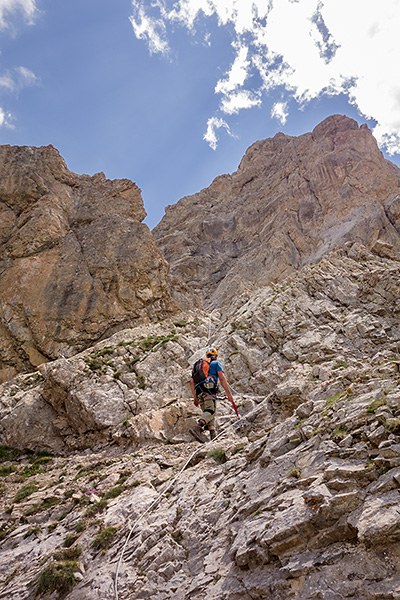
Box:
left=194, top=398, right=199, bottom=407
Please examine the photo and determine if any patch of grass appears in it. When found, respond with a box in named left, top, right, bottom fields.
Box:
left=92, top=526, right=117, bottom=551
left=0, top=464, right=16, bottom=477
left=74, top=521, right=86, bottom=533
left=0, top=446, right=22, bottom=462
left=54, top=547, right=82, bottom=561
left=139, top=333, right=179, bottom=352
left=207, top=448, right=227, bottom=464
left=24, top=526, right=41, bottom=538
left=287, top=467, right=302, bottom=479
left=325, top=391, right=347, bottom=408
left=384, top=417, right=400, bottom=433
left=36, top=561, right=78, bottom=596
left=63, top=534, right=79, bottom=548
left=19, top=464, right=45, bottom=478
left=0, top=525, right=16, bottom=542
left=14, top=482, right=39, bottom=503
left=105, top=485, right=124, bottom=500
left=333, top=361, right=349, bottom=369
left=137, top=374, right=146, bottom=389
left=25, top=496, right=61, bottom=516
left=84, top=499, right=108, bottom=517
left=173, top=319, right=189, bottom=327
left=367, top=398, right=387, bottom=413
left=331, top=427, right=348, bottom=439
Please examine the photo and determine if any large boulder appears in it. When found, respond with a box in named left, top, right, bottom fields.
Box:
left=0, top=145, right=175, bottom=380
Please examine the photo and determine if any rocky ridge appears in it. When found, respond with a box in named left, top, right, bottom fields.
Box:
left=1, top=241, right=400, bottom=599
left=154, top=115, right=400, bottom=309
left=0, top=145, right=174, bottom=382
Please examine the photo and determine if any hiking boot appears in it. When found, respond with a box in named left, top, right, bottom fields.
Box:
left=209, top=429, right=217, bottom=441
left=189, top=424, right=207, bottom=444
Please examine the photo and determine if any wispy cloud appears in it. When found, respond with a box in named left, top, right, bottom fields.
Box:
left=0, top=0, right=38, bottom=29
left=0, top=1, right=39, bottom=128
left=203, top=116, right=236, bottom=150
left=130, top=0, right=400, bottom=154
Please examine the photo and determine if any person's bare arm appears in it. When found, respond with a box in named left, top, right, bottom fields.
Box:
left=190, top=378, right=199, bottom=406
left=218, top=371, right=239, bottom=417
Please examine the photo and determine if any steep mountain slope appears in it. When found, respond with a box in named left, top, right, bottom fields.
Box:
left=1, top=241, right=400, bottom=599
left=0, top=145, right=175, bottom=382
left=154, top=115, right=400, bottom=309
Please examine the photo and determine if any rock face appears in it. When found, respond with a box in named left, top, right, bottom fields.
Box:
left=2, top=241, right=400, bottom=599
left=0, top=145, right=174, bottom=380
left=154, top=115, right=400, bottom=308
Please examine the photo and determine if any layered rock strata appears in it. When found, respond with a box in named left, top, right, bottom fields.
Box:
left=0, top=145, right=174, bottom=380
left=1, top=242, right=400, bottom=599
left=154, top=114, right=400, bottom=308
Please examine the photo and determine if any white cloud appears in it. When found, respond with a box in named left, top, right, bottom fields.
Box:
left=220, top=89, right=261, bottom=115
left=130, top=1, right=170, bottom=56
left=0, top=0, right=38, bottom=29
left=0, top=106, right=14, bottom=127
left=130, top=0, right=400, bottom=154
left=203, top=116, right=235, bottom=150
left=271, top=101, right=288, bottom=125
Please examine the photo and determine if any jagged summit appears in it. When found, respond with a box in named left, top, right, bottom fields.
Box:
left=154, top=114, right=400, bottom=309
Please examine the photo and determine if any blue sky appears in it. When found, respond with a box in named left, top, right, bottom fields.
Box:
left=1, top=1, right=400, bottom=229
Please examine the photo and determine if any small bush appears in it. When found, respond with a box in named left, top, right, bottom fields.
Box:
left=74, top=521, right=86, bottom=533
left=287, top=467, right=302, bottom=479
left=207, top=448, right=227, bottom=464
left=63, top=534, right=79, bottom=548
left=37, top=561, right=78, bottom=596
left=92, top=527, right=117, bottom=551
left=84, top=499, right=108, bottom=517
left=14, top=482, right=39, bottom=503
left=54, top=547, right=82, bottom=561
left=0, top=446, right=21, bottom=462
left=105, top=485, right=123, bottom=500
left=367, top=398, right=387, bottom=413
left=0, top=464, right=15, bottom=477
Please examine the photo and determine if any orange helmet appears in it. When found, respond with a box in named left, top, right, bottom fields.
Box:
left=206, top=347, right=218, bottom=358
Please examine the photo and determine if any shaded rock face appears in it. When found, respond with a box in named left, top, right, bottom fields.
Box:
left=154, top=114, right=400, bottom=308
left=0, top=145, right=174, bottom=380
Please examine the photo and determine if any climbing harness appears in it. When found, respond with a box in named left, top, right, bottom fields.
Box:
left=114, top=391, right=273, bottom=600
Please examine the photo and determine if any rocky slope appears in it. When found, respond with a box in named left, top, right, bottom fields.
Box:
left=1, top=240, right=400, bottom=599
left=154, top=115, right=400, bottom=309
left=0, top=145, right=174, bottom=382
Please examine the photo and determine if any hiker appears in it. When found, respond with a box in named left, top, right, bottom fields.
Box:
left=189, top=347, right=238, bottom=443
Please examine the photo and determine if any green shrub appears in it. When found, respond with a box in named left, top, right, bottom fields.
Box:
left=63, top=534, right=79, bottom=548
left=287, top=467, right=302, bottom=479
left=14, top=482, right=39, bottom=503
left=207, top=448, right=227, bottom=464
left=105, top=485, right=123, bottom=500
left=74, top=521, right=86, bottom=533
left=0, top=446, right=22, bottom=462
left=37, top=561, right=78, bottom=596
left=0, top=464, right=15, bottom=477
left=54, top=547, right=82, bottom=561
left=92, top=527, right=117, bottom=551
left=367, top=398, right=387, bottom=413
left=84, top=499, right=108, bottom=517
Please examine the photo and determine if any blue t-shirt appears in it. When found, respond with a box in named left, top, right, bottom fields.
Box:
left=208, top=359, right=223, bottom=385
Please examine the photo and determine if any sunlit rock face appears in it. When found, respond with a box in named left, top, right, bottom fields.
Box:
left=154, top=114, right=400, bottom=309
left=0, top=144, right=175, bottom=380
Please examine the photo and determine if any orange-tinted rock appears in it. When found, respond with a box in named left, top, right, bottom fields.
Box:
left=0, top=145, right=175, bottom=379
